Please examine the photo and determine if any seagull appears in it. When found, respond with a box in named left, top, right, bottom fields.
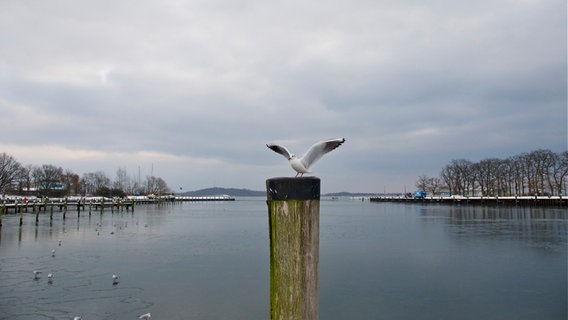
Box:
left=47, top=273, right=53, bottom=284
left=267, top=138, right=346, bottom=177
left=138, top=312, right=151, bottom=319
left=51, top=249, right=56, bottom=257
left=73, top=316, right=82, bottom=320
left=112, top=274, right=119, bottom=285
left=33, top=270, right=42, bottom=280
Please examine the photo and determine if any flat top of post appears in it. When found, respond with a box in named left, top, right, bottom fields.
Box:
left=266, top=177, right=321, bottom=201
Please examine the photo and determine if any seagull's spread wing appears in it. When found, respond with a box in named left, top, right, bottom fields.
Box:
left=267, top=144, right=293, bottom=159
left=300, top=138, right=345, bottom=169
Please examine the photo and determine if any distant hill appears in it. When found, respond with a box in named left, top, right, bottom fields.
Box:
left=181, top=187, right=378, bottom=198
left=181, top=187, right=265, bottom=197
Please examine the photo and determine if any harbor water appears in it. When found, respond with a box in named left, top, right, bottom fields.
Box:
left=0, top=198, right=566, bottom=319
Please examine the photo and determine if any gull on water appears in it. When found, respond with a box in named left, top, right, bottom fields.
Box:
left=138, top=312, right=151, bottom=319
left=267, top=138, right=346, bottom=177
left=112, top=274, right=119, bottom=285
left=73, top=316, right=82, bottom=320
left=33, top=270, right=42, bottom=280
left=47, top=273, right=53, bottom=284
left=51, top=249, right=56, bottom=257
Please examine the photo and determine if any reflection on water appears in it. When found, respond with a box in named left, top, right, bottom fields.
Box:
left=424, top=206, right=567, bottom=250
left=0, top=200, right=566, bottom=320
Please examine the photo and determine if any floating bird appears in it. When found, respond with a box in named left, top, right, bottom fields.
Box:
left=47, top=273, right=53, bottom=284
left=73, top=316, right=82, bottom=320
left=58, top=239, right=62, bottom=246
left=33, top=270, right=42, bottom=280
left=112, top=274, right=119, bottom=285
left=51, top=249, right=56, bottom=257
left=138, top=312, right=151, bottom=319
left=267, top=138, right=346, bottom=177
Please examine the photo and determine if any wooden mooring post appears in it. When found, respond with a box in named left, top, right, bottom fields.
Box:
left=34, top=202, right=39, bottom=225
left=17, top=201, right=23, bottom=226
left=266, top=177, right=320, bottom=320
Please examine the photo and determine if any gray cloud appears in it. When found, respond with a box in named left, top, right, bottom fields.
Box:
left=0, top=0, right=565, bottom=193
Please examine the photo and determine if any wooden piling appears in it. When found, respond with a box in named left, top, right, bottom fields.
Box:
left=19, top=201, right=23, bottom=226
left=34, top=202, right=39, bottom=225
left=266, top=177, right=320, bottom=320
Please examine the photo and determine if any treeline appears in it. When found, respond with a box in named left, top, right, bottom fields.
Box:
left=0, top=152, right=171, bottom=197
left=416, top=149, right=568, bottom=196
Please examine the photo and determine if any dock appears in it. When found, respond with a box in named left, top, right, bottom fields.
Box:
left=369, top=195, right=567, bottom=207
left=0, top=195, right=236, bottom=219
left=172, top=195, right=235, bottom=202
left=1, top=195, right=235, bottom=212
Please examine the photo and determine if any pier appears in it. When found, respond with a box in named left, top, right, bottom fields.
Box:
left=369, top=195, right=567, bottom=207
left=0, top=195, right=235, bottom=226
left=0, top=195, right=235, bottom=214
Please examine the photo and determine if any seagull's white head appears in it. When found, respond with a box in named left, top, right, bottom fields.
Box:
left=289, top=154, right=297, bottom=160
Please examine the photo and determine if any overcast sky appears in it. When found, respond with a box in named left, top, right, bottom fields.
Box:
left=0, top=0, right=566, bottom=193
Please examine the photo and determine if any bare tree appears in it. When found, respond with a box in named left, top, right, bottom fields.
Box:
left=507, top=155, right=526, bottom=195
left=113, top=167, right=130, bottom=194
left=0, top=153, right=26, bottom=193
left=527, top=149, right=558, bottom=195
left=440, top=164, right=455, bottom=195
left=145, top=176, right=170, bottom=195
left=62, top=170, right=80, bottom=196
left=433, top=149, right=567, bottom=197
left=32, top=164, right=64, bottom=196
left=551, top=151, right=568, bottom=196
left=429, top=177, right=445, bottom=195
left=81, top=171, right=111, bottom=196
left=415, top=174, right=445, bottom=195
left=473, top=158, right=502, bottom=196
left=499, top=158, right=517, bottom=196
left=440, top=159, right=475, bottom=196
left=415, top=175, right=430, bottom=192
